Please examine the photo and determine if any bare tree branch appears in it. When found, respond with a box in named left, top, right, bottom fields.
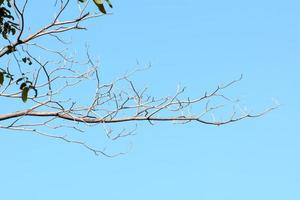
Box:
left=0, top=0, right=277, bottom=156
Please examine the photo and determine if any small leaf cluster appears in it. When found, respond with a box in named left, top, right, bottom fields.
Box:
left=22, top=57, right=33, bottom=65
left=0, top=67, right=38, bottom=103
left=78, top=0, right=113, bottom=14
left=16, top=77, right=37, bottom=103
left=0, top=0, right=18, bottom=39
left=0, top=67, right=14, bottom=85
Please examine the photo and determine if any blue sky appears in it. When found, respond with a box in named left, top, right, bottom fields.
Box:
left=0, top=0, right=299, bottom=199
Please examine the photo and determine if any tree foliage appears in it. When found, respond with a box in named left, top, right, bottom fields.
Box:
left=0, top=0, right=17, bottom=39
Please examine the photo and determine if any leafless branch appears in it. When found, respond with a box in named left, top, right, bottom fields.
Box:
left=0, top=0, right=277, bottom=156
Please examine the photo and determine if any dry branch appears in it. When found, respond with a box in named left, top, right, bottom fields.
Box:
left=0, top=0, right=277, bottom=156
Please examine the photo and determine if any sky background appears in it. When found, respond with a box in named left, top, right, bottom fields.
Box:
left=0, top=0, right=300, bottom=199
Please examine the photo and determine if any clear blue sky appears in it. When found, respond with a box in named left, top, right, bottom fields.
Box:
left=0, top=0, right=299, bottom=199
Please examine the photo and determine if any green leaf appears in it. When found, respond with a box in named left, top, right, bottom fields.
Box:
left=11, top=27, right=15, bottom=35
left=27, top=58, right=32, bottom=65
left=21, top=87, right=29, bottom=102
left=0, top=71, right=4, bottom=85
left=16, top=77, right=24, bottom=85
left=105, top=0, right=113, bottom=8
left=97, top=3, right=106, bottom=14
left=2, top=31, right=8, bottom=39
left=93, top=0, right=106, bottom=14
left=19, top=82, right=26, bottom=90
